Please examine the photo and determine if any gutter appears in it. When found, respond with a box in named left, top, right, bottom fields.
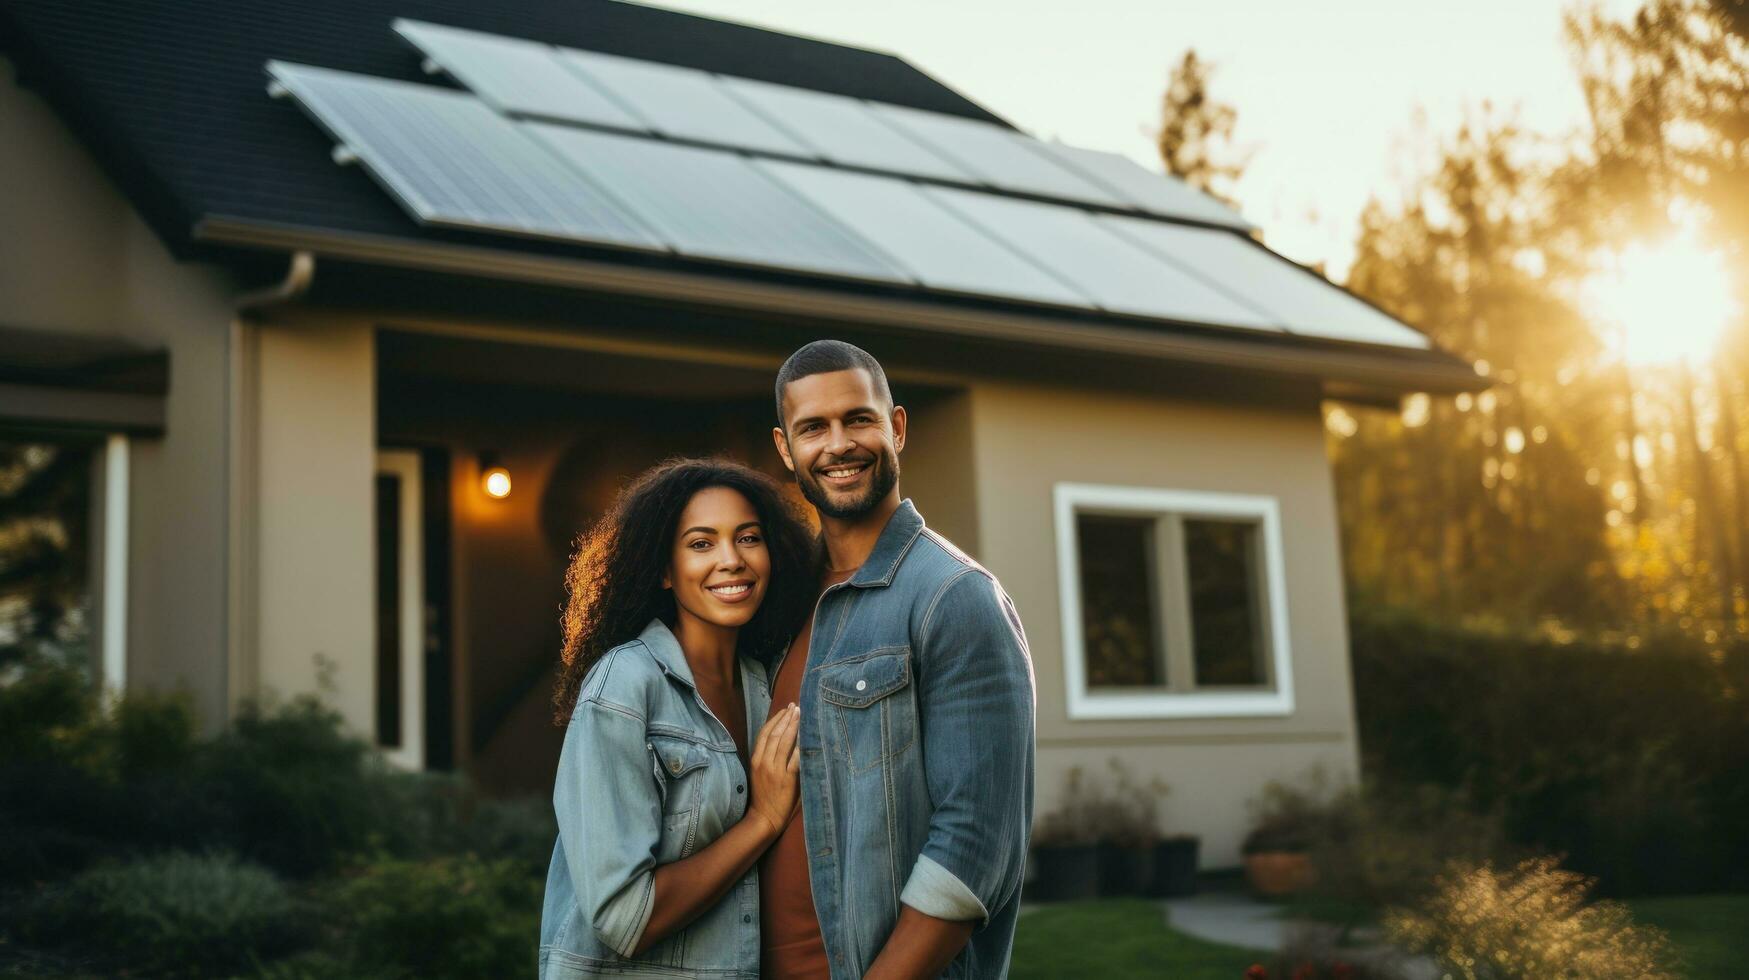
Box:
left=193, top=217, right=1486, bottom=399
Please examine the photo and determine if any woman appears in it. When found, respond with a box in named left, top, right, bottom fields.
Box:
left=540, top=458, right=819, bottom=979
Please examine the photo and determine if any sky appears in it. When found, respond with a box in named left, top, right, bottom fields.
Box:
left=642, top=0, right=1643, bottom=282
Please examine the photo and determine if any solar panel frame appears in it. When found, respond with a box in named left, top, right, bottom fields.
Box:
left=528, top=123, right=912, bottom=284
left=391, top=19, right=648, bottom=133
left=1098, top=215, right=1431, bottom=349
left=923, top=186, right=1282, bottom=330
left=717, top=76, right=976, bottom=183
left=1033, top=142, right=1252, bottom=230
left=757, top=159, right=1092, bottom=308
left=556, top=48, right=814, bottom=158
left=869, top=103, right=1130, bottom=208
left=265, top=62, right=665, bottom=251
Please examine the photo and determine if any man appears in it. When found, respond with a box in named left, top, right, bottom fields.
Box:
left=762, top=339, right=1035, bottom=979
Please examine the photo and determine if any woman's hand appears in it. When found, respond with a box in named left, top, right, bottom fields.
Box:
left=745, top=702, right=801, bottom=838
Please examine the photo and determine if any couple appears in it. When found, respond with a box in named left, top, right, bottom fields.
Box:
left=538, top=341, right=1036, bottom=979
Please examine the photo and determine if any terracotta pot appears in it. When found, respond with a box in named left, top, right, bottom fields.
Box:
left=1243, top=851, right=1316, bottom=897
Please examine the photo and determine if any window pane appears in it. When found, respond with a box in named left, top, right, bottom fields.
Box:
left=1184, top=518, right=1267, bottom=687
left=0, top=441, right=94, bottom=675
left=1076, top=513, right=1163, bottom=688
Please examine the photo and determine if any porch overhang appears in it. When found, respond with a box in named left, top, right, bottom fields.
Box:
left=0, top=324, right=169, bottom=437
left=196, top=216, right=1486, bottom=408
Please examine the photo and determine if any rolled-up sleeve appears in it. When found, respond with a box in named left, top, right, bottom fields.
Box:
left=900, top=569, right=1036, bottom=925
left=553, top=697, right=662, bottom=957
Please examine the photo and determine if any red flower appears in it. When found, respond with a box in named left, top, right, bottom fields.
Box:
left=1332, top=964, right=1355, bottom=980
left=1245, top=966, right=1269, bottom=980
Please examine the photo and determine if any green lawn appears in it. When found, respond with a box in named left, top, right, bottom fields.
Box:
left=1628, top=895, right=1749, bottom=979
left=1010, top=899, right=1266, bottom=980
left=1278, top=892, right=1748, bottom=979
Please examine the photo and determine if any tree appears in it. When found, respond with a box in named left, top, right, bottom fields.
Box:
left=1156, top=49, right=1247, bottom=207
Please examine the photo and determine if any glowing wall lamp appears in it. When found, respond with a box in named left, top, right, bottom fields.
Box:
left=480, top=452, right=512, bottom=499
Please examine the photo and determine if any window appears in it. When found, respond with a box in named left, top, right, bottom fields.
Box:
left=0, top=435, right=127, bottom=693
left=1054, top=483, right=1294, bottom=719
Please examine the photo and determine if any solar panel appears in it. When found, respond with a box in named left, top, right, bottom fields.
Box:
left=265, top=62, right=663, bottom=250
left=717, top=76, right=974, bottom=183
left=391, top=20, right=646, bottom=133
left=529, top=124, right=909, bottom=283
left=1099, top=216, right=1430, bottom=348
left=758, top=160, right=1090, bottom=307
left=1033, top=142, right=1251, bottom=230
left=556, top=49, right=812, bottom=158
left=868, top=103, right=1128, bottom=207
left=925, top=186, right=1280, bottom=329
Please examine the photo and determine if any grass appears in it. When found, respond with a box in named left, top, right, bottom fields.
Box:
left=1627, top=894, right=1749, bottom=979
left=1010, top=899, right=1266, bottom=979
left=1277, top=891, right=1748, bottom=979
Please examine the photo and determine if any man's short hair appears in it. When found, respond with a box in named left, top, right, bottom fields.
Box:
left=774, top=340, right=893, bottom=427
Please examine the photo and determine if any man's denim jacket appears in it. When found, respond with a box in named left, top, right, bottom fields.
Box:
left=794, top=499, right=1036, bottom=978
left=539, top=617, right=770, bottom=979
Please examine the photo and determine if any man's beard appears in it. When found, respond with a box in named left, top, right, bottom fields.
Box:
left=797, top=446, right=900, bottom=520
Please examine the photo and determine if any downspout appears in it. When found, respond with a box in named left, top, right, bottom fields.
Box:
left=225, top=248, right=316, bottom=724
left=236, top=249, right=317, bottom=312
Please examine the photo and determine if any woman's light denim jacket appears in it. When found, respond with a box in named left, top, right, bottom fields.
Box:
left=540, top=617, right=770, bottom=979
left=794, top=499, right=1035, bottom=979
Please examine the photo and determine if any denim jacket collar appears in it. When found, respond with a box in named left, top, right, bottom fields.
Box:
left=848, top=498, right=926, bottom=589
left=637, top=617, right=697, bottom=690
left=636, top=617, right=769, bottom=692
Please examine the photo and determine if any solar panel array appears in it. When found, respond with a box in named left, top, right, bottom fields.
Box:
left=263, top=21, right=1434, bottom=351
left=264, top=61, right=661, bottom=250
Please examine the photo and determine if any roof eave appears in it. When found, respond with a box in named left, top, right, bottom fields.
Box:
left=193, top=215, right=1485, bottom=403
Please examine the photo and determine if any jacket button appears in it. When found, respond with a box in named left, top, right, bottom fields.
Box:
left=669, top=759, right=682, bottom=773
left=743, top=914, right=752, bottom=923
left=736, top=784, right=745, bottom=794
left=855, top=679, right=867, bottom=691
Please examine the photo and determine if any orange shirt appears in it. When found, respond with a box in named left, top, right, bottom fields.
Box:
left=760, top=568, right=853, bottom=980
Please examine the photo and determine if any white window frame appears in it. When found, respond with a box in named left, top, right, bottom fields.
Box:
left=375, top=450, right=425, bottom=770
left=1054, top=482, right=1295, bottom=719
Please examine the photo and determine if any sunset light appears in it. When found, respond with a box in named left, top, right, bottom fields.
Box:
left=1584, top=232, right=1739, bottom=367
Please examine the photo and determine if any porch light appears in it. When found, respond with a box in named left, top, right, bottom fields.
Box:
left=480, top=453, right=511, bottom=499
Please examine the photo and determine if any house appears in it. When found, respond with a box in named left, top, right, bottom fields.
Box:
left=0, top=0, right=1481, bottom=866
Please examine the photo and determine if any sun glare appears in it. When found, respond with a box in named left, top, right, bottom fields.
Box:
left=1584, top=232, right=1739, bottom=367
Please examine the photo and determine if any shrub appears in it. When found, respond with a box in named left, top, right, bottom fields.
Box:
left=23, top=851, right=301, bottom=977
left=193, top=696, right=382, bottom=875
left=1034, top=762, right=1168, bottom=848
left=1309, top=782, right=1514, bottom=912
left=1243, top=778, right=1334, bottom=855
left=320, top=854, right=541, bottom=980
left=1349, top=606, right=1749, bottom=894
left=1382, top=856, right=1676, bottom=980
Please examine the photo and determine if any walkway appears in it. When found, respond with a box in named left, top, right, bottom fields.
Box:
left=1162, top=890, right=1441, bottom=980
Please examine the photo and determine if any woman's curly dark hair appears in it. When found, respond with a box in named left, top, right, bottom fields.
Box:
left=553, top=457, right=820, bottom=726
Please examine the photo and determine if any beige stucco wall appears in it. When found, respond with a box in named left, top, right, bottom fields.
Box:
left=248, top=320, right=376, bottom=731
left=0, top=57, right=241, bottom=728
left=964, top=381, right=1361, bottom=867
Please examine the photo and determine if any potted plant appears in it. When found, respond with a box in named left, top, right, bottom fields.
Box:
left=1029, top=768, right=1101, bottom=901
left=1092, top=758, right=1164, bottom=896
left=1241, top=781, right=1324, bottom=898
left=1150, top=832, right=1201, bottom=897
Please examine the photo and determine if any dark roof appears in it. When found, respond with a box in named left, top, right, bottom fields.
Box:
left=0, top=0, right=1004, bottom=263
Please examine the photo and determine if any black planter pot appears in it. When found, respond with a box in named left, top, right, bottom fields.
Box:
left=1149, top=835, right=1200, bottom=897
left=1031, top=843, right=1101, bottom=901
left=1098, top=842, right=1156, bottom=896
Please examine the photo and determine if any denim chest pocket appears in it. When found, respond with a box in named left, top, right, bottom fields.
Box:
left=816, top=647, right=917, bottom=774
left=647, top=732, right=711, bottom=856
